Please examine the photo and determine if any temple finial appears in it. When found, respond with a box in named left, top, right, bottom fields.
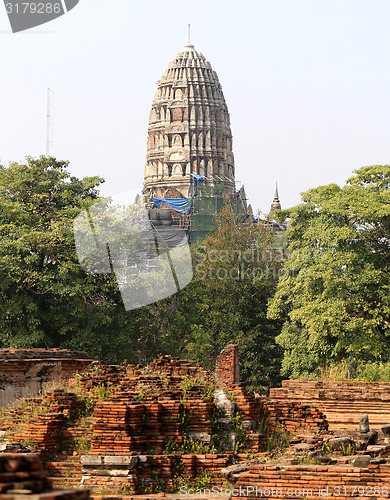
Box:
left=188, top=24, right=191, bottom=44
left=274, top=182, right=279, bottom=202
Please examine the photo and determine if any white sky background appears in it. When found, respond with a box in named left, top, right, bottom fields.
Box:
left=0, top=0, right=389, bottom=215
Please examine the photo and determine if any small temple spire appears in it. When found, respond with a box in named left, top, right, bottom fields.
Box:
left=274, top=182, right=280, bottom=202
left=270, top=182, right=281, bottom=213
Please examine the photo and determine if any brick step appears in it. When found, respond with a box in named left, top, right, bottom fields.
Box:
left=46, top=459, right=82, bottom=466
left=50, top=476, right=82, bottom=488
left=50, top=475, right=81, bottom=481
left=46, top=467, right=82, bottom=476
left=66, top=427, right=94, bottom=433
left=323, top=409, right=390, bottom=414
left=322, top=407, right=390, bottom=411
left=271, top=398, right=390, bottom=407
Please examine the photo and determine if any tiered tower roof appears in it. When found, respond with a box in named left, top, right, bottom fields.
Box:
left=143, top=42, right=235, bottom=200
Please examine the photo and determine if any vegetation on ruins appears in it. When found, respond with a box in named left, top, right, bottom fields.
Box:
left=0, top=359, right=272, bottom=494
left=0, top=374, right=8, bottom=390
left=173, top=469, right=213, bottom=492
left=268, top=165, right=390, bottom=378
left=265, top=429, right=293, bottom=456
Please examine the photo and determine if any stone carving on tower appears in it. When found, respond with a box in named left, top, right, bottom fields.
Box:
left=143, top=41, right=235, bottom=200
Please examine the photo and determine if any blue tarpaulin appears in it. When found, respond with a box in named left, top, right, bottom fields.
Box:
left=245, top=214, right=259, bottom=223
left=151, top=174, right=204, bottom=214
left=152, top=197, right=192, bottom=214
left=192, top=174, right=204, bottom=192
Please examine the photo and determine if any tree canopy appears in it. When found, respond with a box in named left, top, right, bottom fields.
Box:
left=268, top=165, right=390, bottom=378
left=0, top=156, right=131, bottom=354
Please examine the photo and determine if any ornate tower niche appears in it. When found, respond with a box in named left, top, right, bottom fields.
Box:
left=143, top=42, right=235, bottom=200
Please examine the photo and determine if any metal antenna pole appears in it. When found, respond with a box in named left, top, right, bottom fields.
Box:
left=46, top=88, right=51, bottom=156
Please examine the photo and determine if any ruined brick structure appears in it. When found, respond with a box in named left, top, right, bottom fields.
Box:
left=234, top=463, right=390, bottom=499
left=265, top=399, right=328, bottom=434
left=0, top=355, right=268, bottom=494
left=0, top=349, right=95, bottom=409
left=4, top=348, right=390, bottom=497
left=81, top=356, right=266, bottom=491
left=270, top=379, right=390, bottom=430
left=215, top=344, right=239, bottom=385
left=0, top=390, right=81, bottom=452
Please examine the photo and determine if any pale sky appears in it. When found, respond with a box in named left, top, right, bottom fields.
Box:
left=1, top=0, right=389, bottom=215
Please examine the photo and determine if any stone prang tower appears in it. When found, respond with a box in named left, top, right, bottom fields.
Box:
left=143, top=42, right=235, bottom=200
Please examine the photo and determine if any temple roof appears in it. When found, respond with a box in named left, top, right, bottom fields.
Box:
left=166, top=43, right=211, bottom=68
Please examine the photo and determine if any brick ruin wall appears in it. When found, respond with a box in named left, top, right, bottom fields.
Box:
left=0, top=349, right=95, bottom=409
left=234, top=463, right=390, bottom=500
left=4, top=348, right=390, bottom=496
left=0, top=389, right=84, bottom=452
left=265, top=399, right=328, bottom=434
left=81, top=453, right=235, bottom=492
left=270, top=379, right=390, bottom=430
left=215, top=344, right=239, bottom=385
left=80, top=360, right=269, bottom=492
left=0, top=357, right=270, bottom=493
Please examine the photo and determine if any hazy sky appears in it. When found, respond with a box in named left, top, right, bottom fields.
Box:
left=1, top=0, right=389, bottom=215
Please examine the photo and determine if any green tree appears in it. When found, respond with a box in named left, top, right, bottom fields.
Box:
left=268, top=165, right=390, bottom=378
left=0, top=156, right=135, bottom=356
left=135, top=200, right=284, bottom=392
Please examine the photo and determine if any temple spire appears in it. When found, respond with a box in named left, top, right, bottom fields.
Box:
left=143, top=42, right=235, bottom=200
left=274, top=182, right=279, bottom=202
left=270, top=182, right=281, bottom=213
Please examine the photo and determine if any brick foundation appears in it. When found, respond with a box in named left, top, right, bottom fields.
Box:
left=81, top=453, right=237, bottom=492
left=234, top=463, right=390, bottom=499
